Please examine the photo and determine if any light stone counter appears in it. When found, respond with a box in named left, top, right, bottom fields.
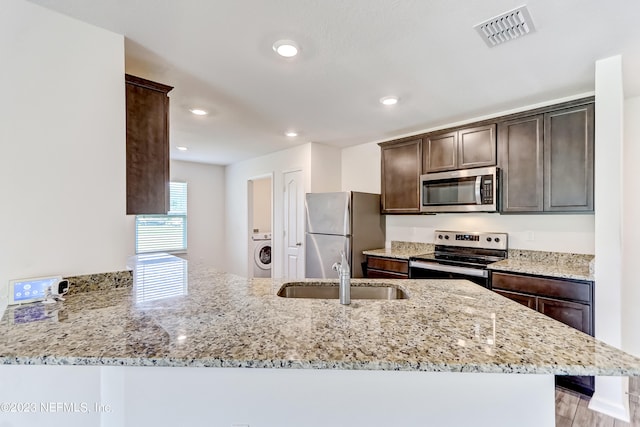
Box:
left=487, top=259, right=592, bottom=281
left=364, top=242, right=594, bottom=281
left=488, top=250, right=594, bottom=281
left=362, top=241, right=434, bottom=259
left=0, top=256, right=637, bottom=377
left=362, top=247, right=430, bottom=260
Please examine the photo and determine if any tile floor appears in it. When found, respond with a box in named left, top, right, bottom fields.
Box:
left=556, top=378, right=640, bottom=426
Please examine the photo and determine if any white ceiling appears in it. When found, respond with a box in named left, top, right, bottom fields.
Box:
left=27, top=0, right=640, bottom=165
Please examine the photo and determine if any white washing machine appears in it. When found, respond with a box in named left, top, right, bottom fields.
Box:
left=252, top=232, right=272, bottom=278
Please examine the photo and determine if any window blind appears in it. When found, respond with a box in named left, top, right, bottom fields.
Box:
left=134, top=253, right=188, bottom=303
left=135, top=182, right=187, bottom=254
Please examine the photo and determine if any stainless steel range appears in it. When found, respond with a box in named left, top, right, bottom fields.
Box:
left=409, top=230, right=508, bottom=288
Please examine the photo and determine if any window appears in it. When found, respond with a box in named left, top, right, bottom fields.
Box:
left=135, top=182, right=187, bottom=254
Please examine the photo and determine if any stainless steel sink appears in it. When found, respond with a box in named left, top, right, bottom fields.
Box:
left=277, top=283, right=408, bottom=300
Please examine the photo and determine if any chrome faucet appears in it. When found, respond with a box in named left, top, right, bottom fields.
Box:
left=332, top=251, right=351, bottom=305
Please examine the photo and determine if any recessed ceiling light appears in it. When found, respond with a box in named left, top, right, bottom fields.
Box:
left=380, top=96, right=399, bottom=106
left=285, top=131, right=298, bottom=137
left=189, top=108, right=208, bottom=116
left=273, top=40, right=299, bottom=58
left=176, top=146, right=188, bottom=151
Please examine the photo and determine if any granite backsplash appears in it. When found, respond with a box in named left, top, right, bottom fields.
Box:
left=65, top=270, right=133, bottom=295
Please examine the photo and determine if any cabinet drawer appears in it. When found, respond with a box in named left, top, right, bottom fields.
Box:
left=491, top=272, right=591, bottom=303
left=367, top=269, right=409, bottom=279
left=366, top=257, right=409, bottom=274
left=538, top=297, right=592, bottom=335
left=494, top=290, right=537, bottom=310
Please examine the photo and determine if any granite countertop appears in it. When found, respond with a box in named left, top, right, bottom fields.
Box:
left=362, top=247, right=432, bottom=260
left=487, top=259, right=592, bottom=281
left=487, top=250, right=594, bottom=281
left=0, top=256, right=637, bottom=376
left=363, top=241, right=434, bottom=260
left=364, top=242, right=594, bottom=281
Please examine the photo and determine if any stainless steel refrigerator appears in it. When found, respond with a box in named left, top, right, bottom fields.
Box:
left=305, top=192, right=385, bottom=278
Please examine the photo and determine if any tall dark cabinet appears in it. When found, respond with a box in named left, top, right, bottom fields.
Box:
left=498, top=115, right=544, bottom=212
left=498, top=101, right=594, bottom=213
left=380, top=138, right=422, bottom=213
left=125, top=74, right=173, bottom=215
left=544, top=104, right=594, bottom=212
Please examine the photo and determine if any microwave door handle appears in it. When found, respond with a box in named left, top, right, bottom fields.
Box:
left=475, top=175, right=482, bottom=205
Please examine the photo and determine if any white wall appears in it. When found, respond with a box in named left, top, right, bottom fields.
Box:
left=589, top=55, right=628, bottom=421
left=386, top=214, right=595, bottom=253
left=340, top=97, right=597, bottom=254
left=310, top=143, right=341, bottom=193
left=622, top=95, right=640, bottom=357
left=341, top=142, right=381, bottom=193
left=225, top=142, right=341, bottom=278
left=225, top=144, right=311, bottom=277
left=593, top=56, right=624, bottom=349
left=0, top=0, right=130, bottom=300
left=171, top=160, right=226, bottom=270
left=1, top=365, right=554, bottom=427
left=251, top=177, right=272, bottom=233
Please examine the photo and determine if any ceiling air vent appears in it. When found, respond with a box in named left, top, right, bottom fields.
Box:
left=474, top=5, right=535, bottom=48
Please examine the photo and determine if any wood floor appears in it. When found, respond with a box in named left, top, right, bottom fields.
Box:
left=556, top=378, right=640, bottom=426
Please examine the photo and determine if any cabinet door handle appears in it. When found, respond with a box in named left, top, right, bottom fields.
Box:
left=296, top=242, right=302, bottom=246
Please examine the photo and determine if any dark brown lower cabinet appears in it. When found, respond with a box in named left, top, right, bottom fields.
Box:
left=493, top=290, right=536, bottom=309
left=491, top=272, right=594, bottom=396
left=538, top=297, right=591, bottom=335
left=365, top=256, right=409, bottom=279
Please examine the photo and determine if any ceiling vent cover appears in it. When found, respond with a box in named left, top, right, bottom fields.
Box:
left=474, top=5, right=535, bottom=47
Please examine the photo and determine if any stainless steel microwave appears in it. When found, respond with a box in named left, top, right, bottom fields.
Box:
left=420, top=166, right=499, bottom=213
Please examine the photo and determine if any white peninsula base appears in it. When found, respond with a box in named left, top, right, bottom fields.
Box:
left=0, top=365, right=555, bottom=427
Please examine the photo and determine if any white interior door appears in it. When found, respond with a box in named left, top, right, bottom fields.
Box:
left=283, top=170, right=304, bottom=279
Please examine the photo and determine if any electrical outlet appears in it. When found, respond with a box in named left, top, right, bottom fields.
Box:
left=526, top=231, right=535, bottom=241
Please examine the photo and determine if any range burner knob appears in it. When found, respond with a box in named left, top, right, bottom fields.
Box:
left=444, top=235, right=449, bottom=240
left=438, top=234, right=443, bottom=240
left=495, top=237, right=501, bottom=243
left=486, top=237, right=492, bottom=242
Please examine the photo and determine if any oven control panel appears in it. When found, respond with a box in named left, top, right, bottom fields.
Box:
left=434, top=230, right=508, bottom=250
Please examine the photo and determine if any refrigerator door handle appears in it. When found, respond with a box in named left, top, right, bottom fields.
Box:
left=343, top=239, right=350, bottom=270
left=344, top=195, right=351, bottom=237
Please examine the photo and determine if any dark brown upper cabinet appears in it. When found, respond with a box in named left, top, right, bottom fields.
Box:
left=423, top=124, right=496, bottom=173
left=125, top=74, right=173, bottom=215
left=498, top=102, right=594, bottom=213
left=498, top=115, right=544, bottom=212
left=423, top=131, right=456, bottom=172
left=380, top=138, right=422, bottom=213
left=544, top=104, right=594, bottom=212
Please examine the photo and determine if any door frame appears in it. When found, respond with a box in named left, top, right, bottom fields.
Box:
left=247, top=172, right=274, bottom=278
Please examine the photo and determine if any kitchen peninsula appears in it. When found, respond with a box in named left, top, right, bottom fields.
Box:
left=1, top=255, right=639, bottom=427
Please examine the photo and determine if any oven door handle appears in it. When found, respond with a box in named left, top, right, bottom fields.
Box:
left=409, top=260, right=488, bottom=278
left=475, top=175, right=482, bottom=205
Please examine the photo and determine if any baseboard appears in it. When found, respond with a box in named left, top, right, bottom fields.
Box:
left=588, top=378, right=631, bottom=423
